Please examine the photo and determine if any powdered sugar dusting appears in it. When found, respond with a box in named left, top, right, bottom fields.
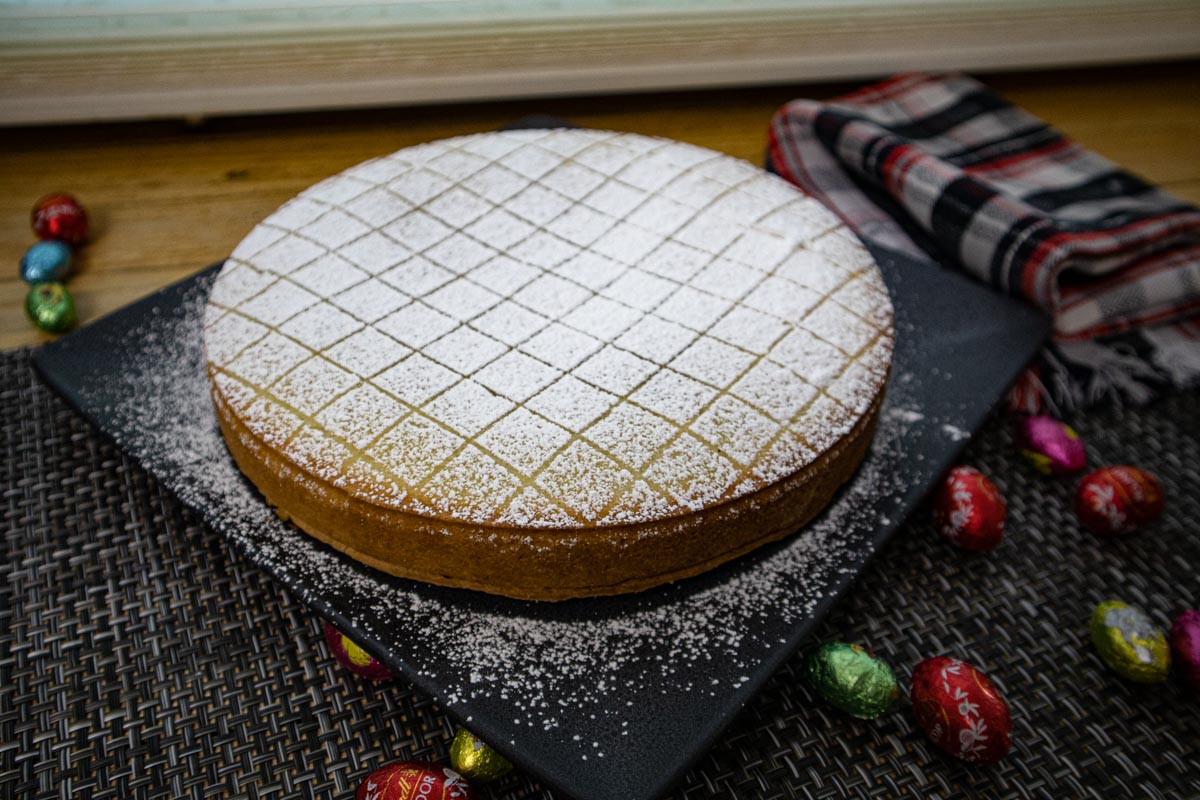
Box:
left=204, top=130, right=893, bottom=528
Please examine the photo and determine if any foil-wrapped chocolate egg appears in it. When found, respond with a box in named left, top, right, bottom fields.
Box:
left=1169, top=610, right=1200, bottom=691
left=356, top=762, right=475, bottom=800
left=449, top=727, right=514, bottom=784
left=802, top=641, right=899, bottom=719
left=1018, top=415, right=1086, bottom=476
left=323, top=621, right=394, bottom=681
left=25, top=282, right=77, bottom=333
left=1005, top=366, right=1045, bottom=415
left=20, top=240, right=73, bottom=284
left=934, top=466, right=1006, bottom=552
left=1090, top=600, right=1170, bottom=683
left=32, top=192, right=89, bottom=246
left=1075, top=466, right=1164, bottom=538
left=910, top=657, right=1011, bottom=764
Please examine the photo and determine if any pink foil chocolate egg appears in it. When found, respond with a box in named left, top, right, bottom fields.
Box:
left=1170, top=610, right=1200, bottom=691
left=323, top=621, right=394, bottom=681
left=1018, top=415, right=1086, bottom=476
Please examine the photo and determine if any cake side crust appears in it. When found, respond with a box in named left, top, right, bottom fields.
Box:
left=211, top=366, right=885, bottom=601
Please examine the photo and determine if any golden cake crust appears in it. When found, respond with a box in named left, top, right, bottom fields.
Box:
left=212, top=374, right=883, bottom=600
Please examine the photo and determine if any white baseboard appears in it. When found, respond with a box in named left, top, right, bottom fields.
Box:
left=2, top=0, right=1197, bottom=125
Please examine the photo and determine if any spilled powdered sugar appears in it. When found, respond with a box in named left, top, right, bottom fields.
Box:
left=942, top=423, right=970, bottom=441
left=89, top=275, right=958, bottom=763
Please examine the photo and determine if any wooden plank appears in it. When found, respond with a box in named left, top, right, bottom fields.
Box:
left=2, top=63, right=1197, bottom=349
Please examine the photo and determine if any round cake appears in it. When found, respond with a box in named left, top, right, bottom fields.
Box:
left=203, top=129, right=894, bottom=601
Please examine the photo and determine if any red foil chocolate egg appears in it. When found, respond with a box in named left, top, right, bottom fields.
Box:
left=323, top=621, right=394, bottom=681
left=356, top=762, right=475, bottom=800
left=911, top=657, right=1012, bottom=764
left=934, top=466, right=1006, bottom=552
left=32, top=193, right=89, bottom=246
left=1018, top=416, right=1086, bottom=476
left=1074, top=466, right=1164, bottom=537
left=1005, top=366, right=1045, bottom=415
left=1170, top=610, right=1200, bottom=691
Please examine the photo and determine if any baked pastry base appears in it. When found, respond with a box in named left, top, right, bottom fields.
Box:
left=212, top=379, right=883, bottom=602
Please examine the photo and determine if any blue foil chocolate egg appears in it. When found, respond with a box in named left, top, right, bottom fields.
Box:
left=20, top=240, right=73, bottom=284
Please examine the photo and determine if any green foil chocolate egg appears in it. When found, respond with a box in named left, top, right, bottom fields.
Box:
left=1090, top=600, right=1170, bottom=683
left=802, top=642, right=899, bottom=719
left=449, top=727, right=513, bottom=784
left=25, top=282, right=77, bottom=334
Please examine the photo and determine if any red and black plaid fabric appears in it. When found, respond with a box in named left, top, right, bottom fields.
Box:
left=769, top=73, right=1200, bottom=410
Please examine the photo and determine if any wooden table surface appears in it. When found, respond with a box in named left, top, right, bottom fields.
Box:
left=2, top=61, right=1198, bottom=350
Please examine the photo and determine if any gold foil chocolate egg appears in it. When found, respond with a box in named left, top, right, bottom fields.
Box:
left=449, top=727, right=513, bottom=784
left=1090, top=600, right=1170, bottom=683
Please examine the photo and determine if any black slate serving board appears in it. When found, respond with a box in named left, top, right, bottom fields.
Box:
left=31, top=146, right=1049, bottom=800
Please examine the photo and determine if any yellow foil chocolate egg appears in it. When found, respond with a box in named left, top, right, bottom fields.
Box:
left=449, top=727, right=513, bottom=784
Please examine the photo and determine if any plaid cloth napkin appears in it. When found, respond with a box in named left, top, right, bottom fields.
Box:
left=768, top=73, right=1200, bottom=411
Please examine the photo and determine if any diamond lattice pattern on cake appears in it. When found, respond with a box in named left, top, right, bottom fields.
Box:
left=204, top=130, right=892, bottom=528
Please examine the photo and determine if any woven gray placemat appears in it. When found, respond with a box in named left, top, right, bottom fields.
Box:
left=3, top=346, right=1198, bottom=800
